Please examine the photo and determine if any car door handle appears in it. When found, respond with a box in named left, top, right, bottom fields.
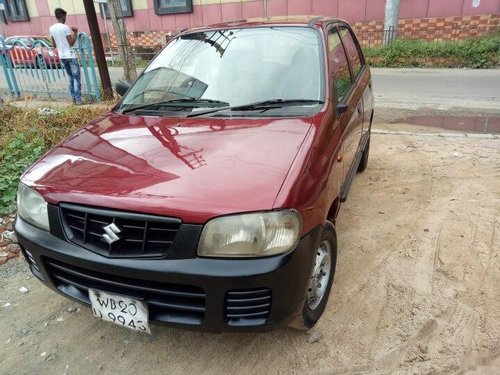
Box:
left=357, top=106, right=362, bottom=115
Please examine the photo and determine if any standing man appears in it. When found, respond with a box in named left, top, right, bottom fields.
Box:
left=50, top=8, right=82, bottom=105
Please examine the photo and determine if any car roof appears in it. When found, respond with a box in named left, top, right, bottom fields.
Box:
left=6, top=35, right=48, bottom=39
left=183, top=16, right=343, bottom=33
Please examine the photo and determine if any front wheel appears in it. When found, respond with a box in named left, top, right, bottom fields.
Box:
left=1, top=53, right=12, bottom=67
left=35, top=54, right=46, bottom=69
left=289, top=222, right=337, bottom=330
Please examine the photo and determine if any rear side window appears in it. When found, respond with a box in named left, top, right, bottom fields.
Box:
left=339, top=26, right=364, bottom=81
left=328, top=29, right=351, bottom=102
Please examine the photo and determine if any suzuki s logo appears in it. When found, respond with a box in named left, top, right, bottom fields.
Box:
left=102, top=223, right=121, bottom=244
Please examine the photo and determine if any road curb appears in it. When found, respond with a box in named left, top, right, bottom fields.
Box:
left=372, top=129, right=499, bottom=139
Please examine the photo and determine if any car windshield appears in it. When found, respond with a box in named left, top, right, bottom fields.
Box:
left=118, top=26, right=324, bottom=117
left=35, top=37, right=53, bottom=47
left=5, top=37, right=28, bottom=46
left=5, top=37, right=52, bottom=47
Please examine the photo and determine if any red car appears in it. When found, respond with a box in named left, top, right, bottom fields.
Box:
left=16, top=17, right=373, bottom=333
left=2, top=35, right=61, bottom=67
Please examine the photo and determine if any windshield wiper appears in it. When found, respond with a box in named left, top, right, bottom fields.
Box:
left=121, top=98, right=229, bottom=114
left=187, top=99, right=324, bottom=117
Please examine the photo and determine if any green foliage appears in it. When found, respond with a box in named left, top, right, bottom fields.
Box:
left=0, top=104, right=110, bottom=214
left=0, top=129, right=45, bottom=214
left=364, top=33, right=500, bottom=68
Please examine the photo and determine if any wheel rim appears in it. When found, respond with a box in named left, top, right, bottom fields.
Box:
left=307, top=240, right=332, bottom=310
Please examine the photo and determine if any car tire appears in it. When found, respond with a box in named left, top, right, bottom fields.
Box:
left=289, top=221, right=337, bottom=331
left=1, top=53, right=11, bottom=67
left=357, top=135, right=370, bottom=172
left=35, top=54, right=45, bottom=69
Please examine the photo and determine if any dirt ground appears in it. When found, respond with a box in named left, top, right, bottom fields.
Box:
left=0, top=113, right=499, bottom=374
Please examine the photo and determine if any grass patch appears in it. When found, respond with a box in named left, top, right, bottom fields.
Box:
left=364, top=33, right=500, bottom=68
left=0, top=104, right=110, bottom=214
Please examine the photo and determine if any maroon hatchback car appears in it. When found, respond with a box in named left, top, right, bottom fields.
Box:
left=16, top=17, right=373, bottom=333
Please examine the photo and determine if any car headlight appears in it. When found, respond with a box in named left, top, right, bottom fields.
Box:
left=17, top=183, right=49, bottom=231
left=198, top=210, right=302, bottom=258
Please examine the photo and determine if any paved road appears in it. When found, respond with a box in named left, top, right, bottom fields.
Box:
left=1, top=66, right=499, bottom=111
left=372, top=68, right=500, bottom=111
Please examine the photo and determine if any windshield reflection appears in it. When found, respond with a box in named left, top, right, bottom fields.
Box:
left=33, top=125, right=180, bottom=196
left=149, top=125, right=206, bottom=170
left=119, top=27, right=324, bottom=115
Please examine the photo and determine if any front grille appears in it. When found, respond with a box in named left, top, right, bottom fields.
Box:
left=225, top=288, right=272, bottom=326
left=45, top=258, right=206, bottom=326
left=60, top=203, right=181, bottom=258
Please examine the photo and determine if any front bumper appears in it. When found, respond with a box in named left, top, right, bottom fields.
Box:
left=15, top=212, right=321, bottom=333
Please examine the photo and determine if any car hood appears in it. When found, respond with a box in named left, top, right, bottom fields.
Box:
left=22, top=113, right=312, bottom=224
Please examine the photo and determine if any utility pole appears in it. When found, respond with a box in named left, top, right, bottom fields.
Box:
left=107, top=0, right=137, bottom=82
left=82, top=0, right=113, bottom=99
left=383, top=0, right=400, bottom=44
left=99, top=3, right=114, bottom=64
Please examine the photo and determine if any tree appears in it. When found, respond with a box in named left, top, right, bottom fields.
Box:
left=107, top=0, right=137, bottom=82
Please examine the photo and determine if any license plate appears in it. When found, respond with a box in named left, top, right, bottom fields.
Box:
left=89, top=289, right=151, bottom=334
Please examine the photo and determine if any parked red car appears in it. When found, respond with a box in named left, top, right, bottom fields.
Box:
left=2, top=35, right=61, bottom=67
left=16, top=17, right=374, bottom=333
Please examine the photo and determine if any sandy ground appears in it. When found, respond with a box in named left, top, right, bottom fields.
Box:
left=0, top=120, right=499, bottom=374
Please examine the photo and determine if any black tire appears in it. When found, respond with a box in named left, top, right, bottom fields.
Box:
left=1, top=53, right=12, bottom=67
left=357, top=136, right=370, bottom=172
left=289, top=221, right=337, bottom=330
left=35, top=54, right=45, bottom=69
left=2, top=53, right=12, bottom=64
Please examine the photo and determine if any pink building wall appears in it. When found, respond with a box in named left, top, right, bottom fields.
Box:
left=0, top=0, right=499, bottom=36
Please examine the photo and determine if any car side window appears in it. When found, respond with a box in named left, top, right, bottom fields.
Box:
left=338, top=26, right=364, bottom=82
left=328, top=28, right=352, bottom=103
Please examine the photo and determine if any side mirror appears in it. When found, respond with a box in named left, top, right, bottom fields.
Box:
left=336, top=103, right=349, bottom=117
left=115, top=79, right=131, bottom=97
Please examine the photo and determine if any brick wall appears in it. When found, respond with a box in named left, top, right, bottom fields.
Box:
left=103, top=31, right=168, bottom=50
left=353, top=14, right=499, bottom=47
left=2, top=0, right=499, bottom=37
left=101, top=14, right=499, bottom=54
